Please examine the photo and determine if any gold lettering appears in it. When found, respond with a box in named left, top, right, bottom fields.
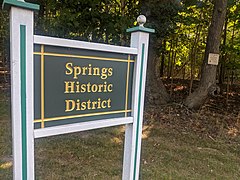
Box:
left=108, top=68, right=113, bottom=77
left=64, top=81, right=75, bottom=93
left=73, top=66, right=81, bottom=79
left=97, top=98, right=101, bottom=109
left=65, top=62, right=73, bottom=75
left=65, top=100, right=75, bottom=112
left=98, top=84, right=103, bottom=92
left=81, top=102, right=87, bottom=110
left=76, top=81, right=80, bottom=93
left=103, top=82, right=107, bottom=92
left=76, top=99, right=81, bottom=110
left=93, top=67, right=100, bottom=76
left=65, top=63, right=113, bottom=80
left=82, top=67, right=87, bottom=75
left=87, top=100, right=91, bottom=109
left=101, top=68, right=108, bottom=79
left=107, top=98, right=111, bottom=108
left=65, top=98, right=112, bottom=112
left=101, top=100, right=107, bottom=108
left=88, top=64, right=92, bottom=75
left=87, top=83, right=91, bottom=92
left=92, top=101, right=97, bottom=109
left=81, top=84, right=86, bottom=93
left=108, top=84, right=113, bottom=92
left=91, top=84, right=98, bottom=92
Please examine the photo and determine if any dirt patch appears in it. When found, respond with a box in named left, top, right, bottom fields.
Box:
left=145, top=79, right=240, bottom=139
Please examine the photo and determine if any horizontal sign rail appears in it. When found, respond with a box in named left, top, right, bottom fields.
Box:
left=34, top=35, right=138, bottom=55
left=34, top=117, right=133, bottom=138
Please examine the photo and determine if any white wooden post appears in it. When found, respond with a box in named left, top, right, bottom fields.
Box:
left=122, top=15, right=155, bottom=180
left=2, top=1, right=39, bottom=179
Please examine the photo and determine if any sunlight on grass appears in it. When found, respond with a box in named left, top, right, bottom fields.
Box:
left=0, top=162, right=12, bottom=169
left=111, top=137, right=122, bottom=144
left=142, top=125, right=153, bottom=139
left=227, top=127, right=239, bottom=137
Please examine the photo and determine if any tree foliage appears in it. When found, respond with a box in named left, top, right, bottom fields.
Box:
left=34, top=0, right=139, bottom=45
left=0, top=10, right=9, bottom=56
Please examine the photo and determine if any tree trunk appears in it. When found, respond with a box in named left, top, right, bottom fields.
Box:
left=170, top=39, right=178, bottom=97
left=160, top=40, right=166, bottom=77
left=142, top=0, right=170, bottom=105
left=184, top=0, right=227, bottom=109
left=146, top=43, right=171, bottom=105
left=219, top=12, right=228, bottom=84
left=167, top=40, right=173, bottom=79
left=189, top=24, right=201, bottom=94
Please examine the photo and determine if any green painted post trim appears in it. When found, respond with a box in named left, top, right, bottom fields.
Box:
left=133, top=43, right=145, bottom=180
left=2, top=0, right=39, bottom=10
left=126, top=26, right=155, bottom=33
left=20, top=24, right=27, bottom=180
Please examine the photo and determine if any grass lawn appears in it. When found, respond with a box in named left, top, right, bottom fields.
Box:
left=0, top=94, right=240, bottom=179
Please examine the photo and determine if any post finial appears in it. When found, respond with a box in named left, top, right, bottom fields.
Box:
left=126, top=14, right=155, bottom=33
left=137, top=15, right=146, bottom=27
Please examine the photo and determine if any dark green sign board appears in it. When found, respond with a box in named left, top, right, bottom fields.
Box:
left=34, top=44, right=135, bottom=129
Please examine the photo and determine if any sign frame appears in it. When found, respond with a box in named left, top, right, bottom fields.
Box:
left=3, top=0, right=155, bottom=180
left=33, top=35, right=137, bottom=137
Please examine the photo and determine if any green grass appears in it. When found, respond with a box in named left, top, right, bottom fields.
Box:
left=0, top=93, right=12, bottom=179
left=0, top=96, right=240, bottom=179
left=140, top=124, right=240, bottom=179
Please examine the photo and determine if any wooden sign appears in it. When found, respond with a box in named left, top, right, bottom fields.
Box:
left=33, top=41, right=135, bottom=129
left=208, top=53, right=219, bottom=65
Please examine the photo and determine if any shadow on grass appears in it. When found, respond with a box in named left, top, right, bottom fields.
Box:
left=35, top=128, right=124, bottom=180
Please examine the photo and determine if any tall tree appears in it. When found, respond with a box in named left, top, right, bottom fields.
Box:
left=185, top=0, right=228, bottom=109
left=142, top=0, right=180, bottom=104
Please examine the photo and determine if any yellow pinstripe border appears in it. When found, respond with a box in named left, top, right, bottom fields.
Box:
left=125, top=55, right=131, bottom=117
left=40, top=45, right=45, bottom=128
left=34, top=109, right=132, bottom=123
left=34, top=52, right=135, bottom=63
